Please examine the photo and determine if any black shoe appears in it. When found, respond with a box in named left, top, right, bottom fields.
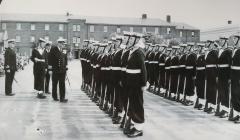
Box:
left=53, top=98, right=59, bottom=101
left=113, top=116, right=122, bottom=124
left=37, top=93, right=46, bottom=99
left=197, top=104, right=204, bottom=110
left=6, top=93, right=15, bottom=96
left=127, top=127, right=143, bottom=138
left=60, top=99, right=68, bottom=103
left=219, top=111, right=228, bottom=118
left=230, top=115, right=240, bottom=122
left=206, top=107, right=215, bottom=114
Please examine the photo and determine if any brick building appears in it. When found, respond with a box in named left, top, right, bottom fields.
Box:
left=0, top=13, right=200, bottom=56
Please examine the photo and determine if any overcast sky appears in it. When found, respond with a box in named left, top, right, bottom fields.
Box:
left=0, top=0, right=239, bottom=30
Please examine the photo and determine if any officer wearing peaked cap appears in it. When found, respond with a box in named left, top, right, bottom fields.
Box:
left=49, top=38, right=68, bottom=103
left=44, top=41, right=52, bottom=94
left=4, top=39, right=17, bottom=96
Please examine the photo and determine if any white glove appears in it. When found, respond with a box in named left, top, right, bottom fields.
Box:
left=49, top=71, right=52, bottom=75
left=6, top=70, right=10, bottom=73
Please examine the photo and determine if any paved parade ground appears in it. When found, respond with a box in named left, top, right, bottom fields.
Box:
left=0, top=60, right=240, bottom=140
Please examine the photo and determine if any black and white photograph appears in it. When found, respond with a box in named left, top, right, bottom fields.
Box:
left=0, top=0, right=240, bottom=139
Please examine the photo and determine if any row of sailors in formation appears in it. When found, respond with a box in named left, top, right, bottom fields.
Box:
left=80, top=31, right=147, bottom=138
left=145, top=35, right=240, bottom=123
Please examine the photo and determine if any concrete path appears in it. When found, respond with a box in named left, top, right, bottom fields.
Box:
left=0, top=60, right=239, bottom=140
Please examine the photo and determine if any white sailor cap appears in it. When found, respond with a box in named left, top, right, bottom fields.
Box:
left=180, top=44, right=187, bottom=47
left=187, top=42, right=195, bottom=46
left=172, top=46, right=180, bottom=49
left=108, top=41, right=112, bottom=44
left=100, top=43, right=108, bottom=47
left=111, top=37, right=117, bottom=41
left=167, top=48, right=172, bottom=51
left=160, top=43, right=168, bottom=47
left=93, top=42, right=100, bottom=46
left=135, top=33, right=143, bottom=38
left=197, top=43, right=205, bottom=47
left=116, top=35, right=124, bottom=40
left=39, top=38, right=46, bottom=43
left=57, top=38, right=66, bottom=43
left=7, top=39, right=16, bottom=43
left=123, top=31, right=131, bottom=36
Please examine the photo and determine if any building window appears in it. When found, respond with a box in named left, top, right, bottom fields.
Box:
left=31, top=24, right=35, bottom=30
left=167, top=28, right=171, bottom=34
left=90, top=25, right=94, bottom=32
left=104, top=26, right=108, bottom=32
left=73, top=25, right=76, bottom=31
left=16, top=23, right=21, bottom=30
left=117, top=27, right=121, bottom=33
left=130, top=27, right=134, bottom=32
left=180, top=31, right=183, bottom=37
left=16, top=36, right=21, bottom=42
left=45, top=24, right=50, bottom=30
left=59, top=24, right=64, bottom=31
left=142, top=27, right=146, bottom=33
left=2, top=23, right=6, bottom=30
left=44, top=36, right=49, bottom=41
left=73, top=37, right=77, bottom=43
left=30, top=36, right=35, bottom=42
left=192, top=31, right=195, bottom=37
left=155, top=27, right=159, bottom=34
left=77, top=25, right=81, bottom=31
left=77, top=37, right=81, bottom=43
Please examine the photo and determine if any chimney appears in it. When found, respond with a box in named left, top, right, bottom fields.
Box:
left=142, top=14, right=147, bottom=19
left=228, top=20, right=232, bottom=24
left=166, top=15, right=171, bottom=23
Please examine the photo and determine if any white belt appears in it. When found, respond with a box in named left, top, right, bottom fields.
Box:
left=111, top=67, right=122, bottom=70
left=231, top=66, right=240, bottom=70
left=159, top=63, right=165, bottom=66
left=95, top=64, right=100, bottom=68
left=105, top=67, right=111, bottom=70
left=196, top=67, right=205, bottom=70
left=186, top=66, right=194, bottom=69
left=165, top=67, right=170, bottom=70
left=86, top=60, right=90, bottom=62
left=91, top=64, right=94, bottom=67
left=179, top=65, right=185, bottom=68
left=121, top=67, right=127, bottom=71
left=149, top=61, right=158, bottom=64
left=206, top=65, right=216, bottom=68
left=126, top=69, right=141, bottom=74
left=218, top=64, right=229, bottom=68
left=101, top=67, right=106, bottom=70
left=170, top=66, right=179, bottom=69
left=145, top=61, right=149, bottom=63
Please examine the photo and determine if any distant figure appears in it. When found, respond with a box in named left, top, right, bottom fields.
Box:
left=4, top=39, right=17, bottom=96
left=49, top=38, right=68, bottom=103
left=30, top=38, right=47, bottom=99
